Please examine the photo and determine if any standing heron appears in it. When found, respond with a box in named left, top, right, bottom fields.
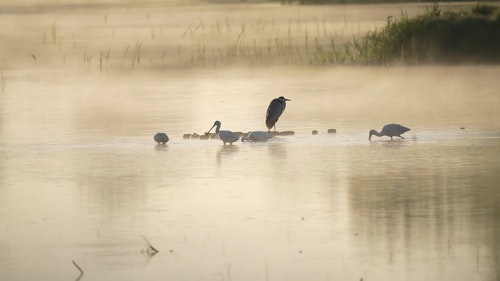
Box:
left=154, top=132, right=169, bottom=144
left=369, top=124, right=410, bottom=141
left=207, top=120, right=240, bottom=145
left=266, top=96, right=291, bottom=131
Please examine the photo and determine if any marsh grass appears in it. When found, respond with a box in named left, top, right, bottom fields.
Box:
left=31, top=9, right=342, bottom=69
left=83, top=51, right=92, bottom=66
left=99, top=48, right=110, bottom=72
left=4, top=3, right=497, bottom=71
left=1, top=72, right=5, bottom=94
left=340, top=4, right=500, bottom=65
left=132, top=42, right=142, bottom=68
left=149, top=4, right=497, bottom=66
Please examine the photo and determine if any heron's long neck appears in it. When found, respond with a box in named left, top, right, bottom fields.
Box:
left=280, top=100, right=286, bottom=109
left=373, top=130, right=383, bottom=137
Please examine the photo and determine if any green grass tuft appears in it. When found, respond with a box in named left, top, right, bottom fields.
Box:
left=338, top=4, right=500, bottom=65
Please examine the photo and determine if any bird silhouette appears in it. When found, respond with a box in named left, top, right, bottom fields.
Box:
left=154, top=132, right=169, bottom=144
left=241, top=131, right=274, bottom=142
left=369, top=124, right=410, bottom=141
left=207, top=120, right=240, bottom=145
left=266, top=96, right=291, bottom=131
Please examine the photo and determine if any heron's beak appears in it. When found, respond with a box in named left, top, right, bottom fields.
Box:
left=368, top=134, right=372, bottom=141
left=285, top=98, right=291, bottom=101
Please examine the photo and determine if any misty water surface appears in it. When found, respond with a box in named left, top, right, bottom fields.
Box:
left=1, top=66, right=499, bottom=281
left=1, top=1, right=499, bottom=281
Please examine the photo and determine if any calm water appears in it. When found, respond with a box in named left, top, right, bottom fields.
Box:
left=1, top=66, right=499, bottom=281
left=1, top=1, right=500, bottom=280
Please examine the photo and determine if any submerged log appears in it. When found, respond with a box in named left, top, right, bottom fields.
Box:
left=279, top=131, right=295, bottom=136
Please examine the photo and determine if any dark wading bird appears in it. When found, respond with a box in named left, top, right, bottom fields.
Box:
left=207, top=120, right=240, bottom=145
left=154, top=132, right=169, bottom=144
left=266, top=96, right=291, bottom=131
left=369, top=124, right=410, bottom=141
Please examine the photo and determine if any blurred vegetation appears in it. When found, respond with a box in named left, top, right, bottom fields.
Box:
left=279, top=0, right=494, bottom=3
left=312, top=3, right=500, bottom=65
left=6, top=1, right=498, bottom=70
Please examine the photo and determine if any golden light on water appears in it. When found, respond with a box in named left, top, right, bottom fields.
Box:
left=1, top=1, right=499, bottom=281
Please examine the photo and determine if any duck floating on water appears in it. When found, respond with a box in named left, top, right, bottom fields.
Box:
left=153, top=132, right=169, bottom=144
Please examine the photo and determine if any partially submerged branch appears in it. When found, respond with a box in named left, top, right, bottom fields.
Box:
left=72, top=260, right=84, bottom=281
left=140, top=234, right=159, bottom=257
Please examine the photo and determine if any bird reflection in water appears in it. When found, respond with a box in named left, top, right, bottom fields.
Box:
left=216, top=145, right=239, bottom=165
left=267, top=142, right=287, bottom=159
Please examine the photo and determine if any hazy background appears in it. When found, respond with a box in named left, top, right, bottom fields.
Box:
left=1, top=1, right=499, bottom=281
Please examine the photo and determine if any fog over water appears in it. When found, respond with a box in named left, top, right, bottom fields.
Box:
left=0, top=1, right=499, bottom=281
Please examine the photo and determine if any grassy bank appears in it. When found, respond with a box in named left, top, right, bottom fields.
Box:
left=282, top=0, right=475, bottom=3
left=314, top=4, right=500, bottom=65
left=2, top=2, right=498, bottom=71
